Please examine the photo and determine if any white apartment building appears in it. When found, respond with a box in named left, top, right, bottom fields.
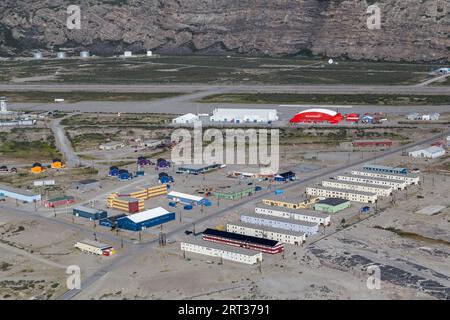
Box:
left=241, top=213, right=319, bottom=235
left=180, top=239, right=262, bottom=265
left=336, top=174, right=407, bottom=191
left=351, top=170, right=420, bottom=185
left=227, top=222, right=306, bottom=245
left=321, top=179, right=393, bottom=197
left=306, top=186, right=378, bottom=204
left=255, top=205, right=330, bottom=226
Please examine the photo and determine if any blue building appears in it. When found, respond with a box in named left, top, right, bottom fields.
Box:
left=274, top=171, right=296, bottom=182
left=116, top=207, right=175, bottom=231
left=167, top=191, right=212, bottom=206
left=176, top=163, right=221, bottom=175
left=73, top=206, right=107, bottom=221
left=362, top=164, right=408, bottom=175
left=0, top=184, right=41, bottom=203
left=99, top=214, right=127, bottom=228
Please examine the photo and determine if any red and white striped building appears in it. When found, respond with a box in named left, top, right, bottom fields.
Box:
left=202, top=228, right=284, bottom=254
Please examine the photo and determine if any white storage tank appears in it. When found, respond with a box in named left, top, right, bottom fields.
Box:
left=33, top=52, right=43, bottom=60
left=80, top=51, right=90, bottom=58
left=56, top=52, right=66, bottom=59
left=147, top=50, right=153, bottom=57
left=124, top=51, right=133, bottom=58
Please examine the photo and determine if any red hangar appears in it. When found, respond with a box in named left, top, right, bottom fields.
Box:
left=289, top=108, right=344, bottom=124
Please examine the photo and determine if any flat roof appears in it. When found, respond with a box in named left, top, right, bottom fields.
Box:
left=355, top=169, right=420, bottom=179
left=256, top=204, right=330, bottom=219
left=316, top=198, right=350, bottom=206
left=362, top=164, right=407, bottom=171
left=337, top=174, right=407, bottom=185
left=228, top=221, right=305, bottom=237
left=113, top=196, right=140, bottom=203
left=203, top=228, right=279, bottom=247
left=124, top=207, right=172, bottom=224
left=241, top=212, right=319, bottom=227
left=77, top=239, right=111, bottom=249
left=0, top=184, right=40, bottom=198
left=182, top=238, right=261, bottom=257
left=74, top=205, right=105, bottom=214
left=168, top=191, right=204, bottom=202
left=307, top=186, right=377, bottom=197
left=322, top=179, right=392, bottom=190
left=101, top=214, right=127, bottom=222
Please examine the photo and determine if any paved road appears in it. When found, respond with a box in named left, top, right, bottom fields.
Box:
left=56, top=128, right=450, bottom=300
left=49, top=115, right=80, bottom=167
left=1, top=84, right=450, bottom=94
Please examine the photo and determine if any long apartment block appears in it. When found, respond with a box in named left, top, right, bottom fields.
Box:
left=351, top=170, right=420, bottom=185
left=255, top=204, right=330, bottom=226
left=336, top=174, right=407, bottom=190
left=321, top=179, right=393, bottom=197
left=305, top=186, right=377, bottom=204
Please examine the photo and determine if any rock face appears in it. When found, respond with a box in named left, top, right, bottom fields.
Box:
left=0, top=0, right=449, bottom=62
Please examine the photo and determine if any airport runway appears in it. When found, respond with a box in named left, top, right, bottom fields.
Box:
left=1, top=83, right=450, bottom=94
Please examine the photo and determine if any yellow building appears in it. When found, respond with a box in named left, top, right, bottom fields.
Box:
left=107, top=194, right=144, bottom=213
left=114, top=184, right=168, bottom=201
left=31, top=163, right=45, bottom=174
left=262, top=197, right=319, bottom=210
left=51, top=159, right=64, bottom=169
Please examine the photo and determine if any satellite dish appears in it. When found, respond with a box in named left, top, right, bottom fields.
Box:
left=328, top=59, right=334, bottom=64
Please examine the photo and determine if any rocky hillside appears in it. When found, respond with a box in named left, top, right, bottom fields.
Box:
left=0, top=0, right=449, bottom=62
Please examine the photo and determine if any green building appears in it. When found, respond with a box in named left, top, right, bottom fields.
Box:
left=314, top=198, right=350, bottom=213
left=213, top=186, right=256, bottom=200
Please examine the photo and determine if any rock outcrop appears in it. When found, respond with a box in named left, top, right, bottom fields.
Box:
left=0, top=0, right=449, bottom=62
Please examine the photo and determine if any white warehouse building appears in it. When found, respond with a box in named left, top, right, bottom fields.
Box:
left=351, top=170, right=420, bottom=185
left=172, top=113, right=200, bottom=124
left=181, top=239, right=262, bottom=265
left=336, top=174, right=407, bottom=191
left=241, top=213, right=319, bottom=235
left=227, top=222, right=306, bottom=245
left=210, top=108, right=278, bottom=123
left=408, top=146, right=445, bottom=159
left=321, top=179, right=393, bottom=197
left=306, top=186, right=378, bottom=204
left=255, top=205, right=331, bottom=226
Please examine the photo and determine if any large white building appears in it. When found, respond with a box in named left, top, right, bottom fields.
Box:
left=255, top=205, right=330, bottom=226
left=210, top=108, right=278, bottom=123
left=336, top=174, right=407, bottom=191
left=172, top=113, right=200, bottom=124
left=241, top=213, right=319, bottom=235
left=180, top=239, right=262, bottom=265
left=306, top=186, right=378, bottom=204
left=408, top=146, right=445, bottom=159
left=351, top=170, right=420, bottom=185
left=321, top=179, right=393, bottom=197
left=227, top=222, right=306, bottom=245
